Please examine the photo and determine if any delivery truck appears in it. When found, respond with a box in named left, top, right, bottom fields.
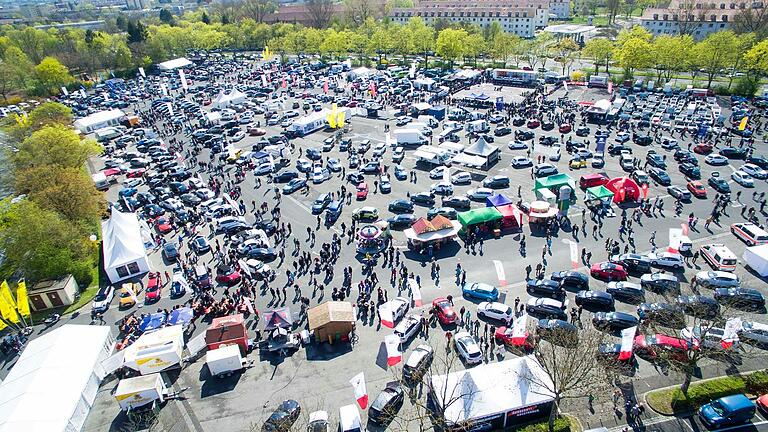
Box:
left=466, top=120, right=490, bottom=134
left=394, top=128, right=428, bottom=147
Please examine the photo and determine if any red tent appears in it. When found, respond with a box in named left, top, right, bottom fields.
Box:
left=605, top=177, right=641, bottom=203
left=496, top=204, right=524, bottom=229
left=206, top=314, right=249, bottom=354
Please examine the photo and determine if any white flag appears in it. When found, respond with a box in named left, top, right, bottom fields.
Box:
left=511, top=313, right=527, bottom=345
left=408, top=278, right=422, bottom=307
left=379, top=302, right=394, bottom=328
left=349, top=372, right=368, bottom=409
left=80, top=89, right=86, bottom=98
left=619, top=326, right=637, bottom=360
left=138, top=67, right=146, bottom=78
left=722, top=318, right=742, bottom=349
left=160, top=83, right=168, bottom=96
left=166, top=102, right=174, bottom=116
left=384, top=334, right=401, bottom=366
left=60, top=86, right=68, bottom=96
left=179, top=69, right=188, bottom=91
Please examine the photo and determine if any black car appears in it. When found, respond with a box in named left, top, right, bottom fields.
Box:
left=368, top=384, right=405, bottom=425
left=273, top=170, right=299, bottom=183
left=607, top=144, right=632, bottom=156
left=252, top=221, right=277, bottom=236
left=526, top=279, right=566, bottom=300
left=676, top=295, right=720, bottom=319
left=443, top=196, right=471, bottom=210
left=180, top=193, right=202, bottom=206
left=612, top=254, right=652, bottom=274
left=550, top=271, right=589, bottom=290
left=719, top=147, right=747, bottom=160
left=708, top=175, right=731, bottom=193
left=426, top=207, right=457, bottom=220
left=637, top=302, right=686, bottom=328
left=516, top=130, right=534, bottom=141
left=680, top=163, right=701, bottom=179
left=512, top=117, right=526, bottom=126
left=410, top=192, right=436, bottom=206
left=482, top=175, right=510, bottom=189
left=592, top=311, right=640, bottom=332
left=191, top=236, right=211, bottom=254
left=388, top=199, right=414, bottom=214
left=402, top=344, right=434, bottom=383
left=747, top=155, right=768, bottom=170
left=162, top=242, right=179, bottom=261
left=541, top=121, right=555, bottom=131
left=220, top=221, right=251, bottom=236
left=714, top=288, right=765, bottom=311
left=169, top=181, right=189, bottom=195
left=674, top=149, right=697, bottom=164
left=246, top=247, right=277, bottom=262
left=144, top=204, right=165, bottom=218
left=649, top=167, right=671, bottom=186
left=494, top=127, right=512, bottom=136
left=633, top=134, right=653, bottom=145
left=526, top=298, right=567, bottom=320
left=575, top=290, right=614, bottom=311
left=575, top=126, right=590, bottom=137
left=537, top=319, right=578, bottom=347
left=347, top=172, right=365, bottom=185
left=387, top=214, right=417, bottom=229
left=606, top=282, right=645, bottom=303
left=263, top=400, right=301, bottom=432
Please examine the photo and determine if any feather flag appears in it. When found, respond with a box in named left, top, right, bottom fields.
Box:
left=511, top=313, right=528, bottom=345
left=384, top=334, right=402, bottom=366
left=721, top=318, right=742, bottom=349
left=379, top=302, right=394, bottom=328
left=0, top=281, right=20, bottom=324
left=408, top=278, right=422, bottom=307
left=619, top=326, right=637, bottom=360
left=16, top=280, right=30, bottom=318
left=349, top=372, right=368, bottom=409
left=323, top=80, right=329, bottom=94
left=739, top=116, right=748, bottom=131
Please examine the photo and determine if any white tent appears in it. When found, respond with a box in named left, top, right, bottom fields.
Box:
left=73, top=109, right=125, bottom=134
left=744, top=244, right=768, bottom=277
left=0, top=325, right=114, bottom=432
left=212, top=89, right=247, bottom=109
left=122, top=325, right=184, bottom=375
left=348, top=67, right=373, bottom=80
left=102, top=211, right=150, bottom=284
left=157, top=57, right=192, bottom=71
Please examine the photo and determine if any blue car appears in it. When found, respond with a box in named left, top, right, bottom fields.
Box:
left=118, top=187, right=137, bottom=197
left=462, top=282, right=499, bottom=302
left=699, top=394, right=755, bottom=429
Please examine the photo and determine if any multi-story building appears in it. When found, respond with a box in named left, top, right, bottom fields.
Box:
left=641, top=0, right=764, bottom=39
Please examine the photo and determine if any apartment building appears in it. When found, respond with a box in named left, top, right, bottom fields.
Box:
left=641, top=0, right=764, bottom=39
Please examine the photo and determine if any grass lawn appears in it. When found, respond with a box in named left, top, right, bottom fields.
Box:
left=514, top=414, right=580, bottom=432
left=646, top=370, right=768, bottom=415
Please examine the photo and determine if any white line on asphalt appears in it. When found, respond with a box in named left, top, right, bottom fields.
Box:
left=682, top=418, right=696, bottom=431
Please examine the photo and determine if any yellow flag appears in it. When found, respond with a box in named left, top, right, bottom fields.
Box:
left=337, top=111, right=346, bottom=128
left=739, top=116, right=749, bottom=131
left=16, top=280, right=30, bottom=318
left=0, top=281, right=19, bottom=323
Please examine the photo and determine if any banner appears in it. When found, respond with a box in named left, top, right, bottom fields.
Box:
left=261, top=75, right=267, bottom=87
left=166, top=102, right=174, bottom=117
left=493, top=260, right=506, bottom=286
left=138, top=67, right=146, bottom=78
left=511, top=313, right=527, bottom=345
left=160, top=83, right=168, bottom=96
left=243, top=296, right=255, bottom=315
left=323, top=80, right=329, bottom=94
left=595, top=135, right=606, bottom=153
left=495, top=96, right=504, bottom=111
left=0, top=281, right=19, bottom=323
left=282, top=77, right=287, bottom=89
left=563, top=80, right=569, bottom=92
left=561, top=239, right=579, bottom=269
left=369, top=81, right=377, bottom=98
left=668, top=228, right=684, bottom=253
left=179, top=69, right=188, bottom=91
left=61, top=86, right=68, bottom=96
left=607, top=81, right=613, bottom=94
left=384, top=334, right=402, bottom=366
left=16, top=280, right=30, bottom=318
left=618, top=326, right=636, bottom=360
left=739, top=116, right=749, bottom=131
left=408, top=278, right=422, bottom=307
left=349, top=372, right=368, bottom=409
left=378, top=302, right=394, bottom=328
left=722, top=318, right=742, bottom=349
left=80, top=88, right=86, bottom=98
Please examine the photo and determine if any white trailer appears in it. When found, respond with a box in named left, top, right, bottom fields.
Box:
left=115, top=374, right=169, bottom=411
left=289, top=112, right=327, bottom=137
left=206, top=344, right=248, bottom=378
left=394, top=128, right=428, bottom=147
left=465, top=120, right=490, bottom=134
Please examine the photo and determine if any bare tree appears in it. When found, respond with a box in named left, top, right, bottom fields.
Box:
left=305, top=0, right=335, bottom=28
left=345, top=0, right=382, bottom=27
left=670, top=1, right=712, bottom=36
left=240, top=0, right=278, bottom=23
left=733, top=6, right=768, bottom=39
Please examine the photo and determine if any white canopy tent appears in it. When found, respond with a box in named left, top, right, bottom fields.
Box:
left=102, top=211, right=150, bottom=284
left=73, top=109, right=125, bottom=134
left=212, top=89, right=247, bottom=109
left=157, top=57, right=192, bottom=71
left=744, top=244, right=768, bottom=277
left=0, top=325, right=114, bottom=432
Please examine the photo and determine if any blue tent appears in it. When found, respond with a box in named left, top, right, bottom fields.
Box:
left=139, top=312, right=167, bottom=333
left=486, top=193, right=513, bottom=208
left=168, top=307, right=193, bottom=327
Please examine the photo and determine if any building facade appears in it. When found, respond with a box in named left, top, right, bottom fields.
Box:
left=641, top=0, right=763, bottom=39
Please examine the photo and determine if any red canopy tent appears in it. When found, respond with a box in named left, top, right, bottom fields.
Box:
left=205, top=314, right=249, bottom=354
left=605, top=177, right=641, bottom=203
left=496, top=204, right=524, bottom=230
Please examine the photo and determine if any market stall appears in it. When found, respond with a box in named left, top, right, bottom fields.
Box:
left=486, top=193, right=514, bottom=208
left=138, top=312, right=167, bottom=333
left=528, top=201, right=558, bottom=225
left=403, top=216, right=461, bottom=254
left=122, top=325, right=184, bottom=375
left=534, top=174, right=577, bottom=201
left=356, top=222, right=390, bottom=255
left=114, top=374, right=169, bottom=411
left=585, top=185, right=616, bottom=217
left=605, top=177, right=641, bottom=203
left=496, top=204, right=524, bottom=231
left=457, top=207, right=503, bottom=237
left=205, top=314, right=249, bottom=355
left=308, top=301, right=356, bottom=344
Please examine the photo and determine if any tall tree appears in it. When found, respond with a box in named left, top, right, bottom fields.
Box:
left=552, top=38, right=580, bottom=74
left=650, top=34, right=693, bottom=82
left=582, top=37, right=614, bottom=73
left=693, top=30, right=739, bottom=88
left=159, top=8, right=175, bottom=25
left=435, top=28, right=467, bottom=68
left=345, top=0, right=379, bottom=27
left=201, top=11, right=211, bottom=24
left=408, top=17, right=435, bottom=66
left=12, top=124, right=101, bottom=172
left=14, top=166, right=104, bottom=223
left=305, top=0, right=334, bottom=28
left=126, top=20, right=148, bottom=44
left=34, top=57, right=73, bottom=96
left=240, top=0, right=277, bottom=23
left=733, top=7, right=768, bottom=40
left=614, top=37, right=652, bottom=78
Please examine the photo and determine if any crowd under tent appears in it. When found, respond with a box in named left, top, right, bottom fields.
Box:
left=212, top=89, right=247, bottom=109
left=0, top=325, right=114, bottom=432
left=122, top=325, right=185, bottom=376
left=586, top=99, right=613, bottom=123
left=585, top=185, right=615, bottom=202
left=496, top=204, right=525, bottom=231
left=73, top=109, right=125, bottom=134
left=102, top=211, right=150, bottom=284
left=428, top=356, right=554, bottom=431
left=457, top=207, right=503, bottom=233
left=308, top=301, right=356, bottom=344
left=348, top=67, right=374, bottom=80
left=461, top=137, right=500, bottom=167
left=157, top=57, right=193, bottom=71
left=533, top=173, right=577, bottom=197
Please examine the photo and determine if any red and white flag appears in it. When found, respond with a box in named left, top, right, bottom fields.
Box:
left=641, top=183, right=649, bottom=199
left=619, top=326, right=637, bottom=360
left=384, top=334, right=402, bottom=366
left=493, top=260, right=506, bottom=286
left=242, top=296, right=255, bottom=315
left=379, top=302, right=395, bottom=328
left=562, top=239, right=579, bottom=269
left=323, top=80, right=329, bottom=94
left=721, top=317, right=742, bottom=349
left=511, top=313, right=528, bottom=345
left=369, top=81, right=377, bottom=97
left=409, top=278, right=422, bottom=307
left=608, top=81, right=613, bottom=94
left=668, top=228, right=686, bottom=253
left=681, top=223, right=689, bottom=236
left=349, top=372, right=368, bottom=409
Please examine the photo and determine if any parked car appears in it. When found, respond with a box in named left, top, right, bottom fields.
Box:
left=526, top=279, right=566, bottom=300
left=477, top=301, right=514, bottom=324
left=637, top=302, right=685, bottom=328
left=699, top=394, right=755, bottom=429
left=592, top=311, right=640, bottom=333
left=575, top=290, right=614, bottom=311
left=525, top=297, right=567, bottom=320
left=454, top=332, right=483, bottom=365
left=263, top=400, right=301, bottom=432
left=640, top=272, right=680, bottom=293
left=692, top=270, right=739, bottom=289
left=402, top=344, right=434, bottom=384
left=550, top=270, right=589, bottom=290
left=676, top=294, right=720, bottom=319
left=590, top=262, right=628, bottom=281
left=714, top=288, right=765, bottom=311
left=634, top=334, right=696, bottom=362
left=462, top=282, right=499, bottom=302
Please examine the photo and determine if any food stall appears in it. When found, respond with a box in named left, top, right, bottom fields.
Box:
left=308, top=301, right=356, bottom=344
left=403, top=216, right=461, bottom=254
left=355, top=222, right=390, bottom=255
left=115, top=374, right=169, bottom=411
left=605, top=177, right=641, bottom=203
left=261, top=307, right=300, bottom=353
left=123, top=325, right=185, bottom=375
left=534, top=174, right=577, bottom=206
left=496, top=204, right=524, bottom=231
left=485, top=193, right=514, bottom=208
left=457, top=207, right=503, bottom=237
left=527, top=201, right=558, bottom=225
left=585, top=185, right=615, bottom=217
left=205, top=314, right=249, bottom=355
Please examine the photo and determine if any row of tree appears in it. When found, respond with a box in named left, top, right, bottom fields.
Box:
left=0, top=103, right=103, bottom=286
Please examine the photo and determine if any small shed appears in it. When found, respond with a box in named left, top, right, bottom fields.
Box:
left=206, top=314, right=249, bottom=355
left=308, top=301, right=355, bottom=344
left=28, top=274, right=79, bottom=312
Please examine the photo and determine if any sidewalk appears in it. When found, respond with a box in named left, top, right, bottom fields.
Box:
left=565, top=354, right=768, bottom=431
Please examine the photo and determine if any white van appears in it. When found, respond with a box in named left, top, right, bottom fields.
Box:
left=339, top=404, right=364, bottom=432
left=700, top=244, right=738, bottom=272
left=731, top=222, right=768, bottom=246
left=94, top=127, right=121, bottom=142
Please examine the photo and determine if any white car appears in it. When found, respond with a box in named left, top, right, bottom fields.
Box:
left=91, top=285, right=115, bottom=313
left=123, top=178, right=142, bottom=187
left=254, top=162, right=274, bottom=175
left=620, top=154, right=635, bottom=171
left=236, top=238, right=269, bottom=255
left=477, top=302, right=514, bottom=324
left=731, top=170, right=754, bottom=187
left=660, top=137, right=679, bottom=150
left=312, top=167, right=330, bottom=184
left=647, top=251, right=685, bottom=270
left=390, top=296, right=410, bottom=323
left=327, top=158, right=342, bottom=172
left=466, top=188, right=494, bottom=201
left=740, top=163, right=767, bottom=180
left=693, top=270, right=739, bottom=289
left=534, top=163, right=558, bottom=177
left=195, top=188, right=216, bottom=200
left=392, top=146, right=405, bottom=162
left=705, top=154, right=729, bottom=166
left=453, top=332, right=482, bottom=365
left=232, top=131, right=246, bottom=142
left=379, top=175, right=392, bottom=193
left=394, top=314, right=423, bottom=344
left=429, top=166, right=449, bottom=180
left=615, top=132, right=630, bottom=143
left=450, top=171, right=472, bottom=185
left=188, top=177, right=204, bottom=189
left=508, top=141, right=528, bottom=150
left=372, top=143, right=387, bottom=157
left=430, top=182, right=454, bottom=196
left=511, top=156, right=533, bottom=168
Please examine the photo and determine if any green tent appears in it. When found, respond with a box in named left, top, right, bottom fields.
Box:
left=533, top=173, right=576, bottom=191
left=586, top=185, right=614, bottom=200
left=457, top=207, right=503, bottom=228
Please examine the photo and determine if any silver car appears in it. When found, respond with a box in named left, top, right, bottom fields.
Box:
left=693, top=270, right=740, bottom=289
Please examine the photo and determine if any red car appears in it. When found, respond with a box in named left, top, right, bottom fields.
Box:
left=494, top=326, right=534, bottom=351
left=693, top=143, right=713, bottom=154
left=155, top=217, right=173, bottom=234
left=346, top=100, right=358, bottom=108
left=757, top=394, right=768, bottom=413
left=145, top=272, right=162, bottom=302
left=590, top=262, right=628, bottom=281
left=103, top=168, right=123, bottom=177
left=202, top=99, right=211, bottom=106
left=558, top=123, right=572, bottom=134
left=432, top=297, right=457, bottom=325
left=687, top=180, right=707, bottom=198
left=215, top=264, right=242, bottom=285
left=356, top=182, right=369, bottom=200
left=126, top=168, right=146, bottom=178
left=633, top=334, right=697, bottom=362
left=527, top=119, right=540, bottom=129
left=248, top=127, right=266, bottom=136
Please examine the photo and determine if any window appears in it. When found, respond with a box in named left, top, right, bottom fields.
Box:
left=127, top=262, right=141, bottom=274
left=720, top=2, right=726, bottom=7
left=654, top=13, right=659, bottom=19
left=722, top=14, right=728, bottom=20
left=710, top=14, right=716, bottom=20
left=116, top=266, right=129, bottom=278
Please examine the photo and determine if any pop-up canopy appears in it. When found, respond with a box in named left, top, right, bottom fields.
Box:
left=457, top=207, right=503, bottom=228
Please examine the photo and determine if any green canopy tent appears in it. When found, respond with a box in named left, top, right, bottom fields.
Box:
left=585, top=185, right=614, bottom=201
left=533, top=173, right=577, bottom=193
left=457, top=207, right=503, bottom=231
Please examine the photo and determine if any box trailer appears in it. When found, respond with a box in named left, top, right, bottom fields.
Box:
left=115, top=374, right=169, bottom=411
left=744, top=245, right=768, bottom=277
left=288, top=112, right=327, bottom=137
left=206, top=344, right=247, bottom=377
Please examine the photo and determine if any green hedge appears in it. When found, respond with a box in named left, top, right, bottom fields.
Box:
left=647, top=370, right=768, bottom=415
left=514, top=416, right=573, bottom=432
